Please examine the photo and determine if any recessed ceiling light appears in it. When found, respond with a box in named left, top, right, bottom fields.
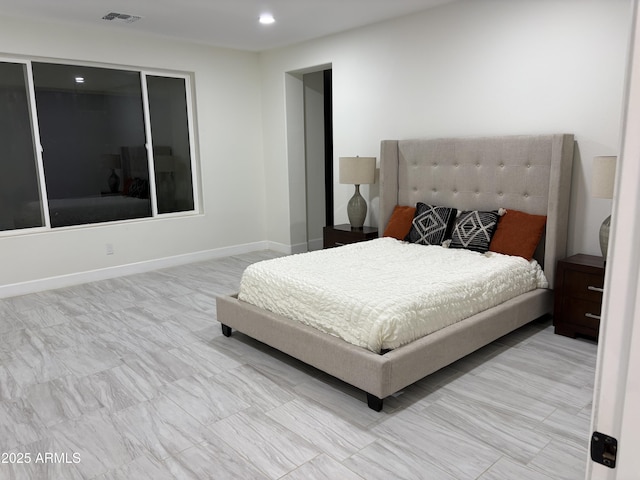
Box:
left=259, top=13, right=275, bottom=25
left=75, top=77, right=85, bottom=84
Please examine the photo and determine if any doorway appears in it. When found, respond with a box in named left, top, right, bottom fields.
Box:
left=303, top=69, right=333, bottom=251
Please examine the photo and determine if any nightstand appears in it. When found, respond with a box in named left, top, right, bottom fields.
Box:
left=323, top=224, right=378, bottom=249
left=553, top=254, right=605, bottom=340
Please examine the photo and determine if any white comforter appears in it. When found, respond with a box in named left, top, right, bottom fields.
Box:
left=238, top=238, right=548, bottom=353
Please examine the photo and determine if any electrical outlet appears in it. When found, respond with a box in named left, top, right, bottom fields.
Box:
left=106, top=243, right=114, bottom=255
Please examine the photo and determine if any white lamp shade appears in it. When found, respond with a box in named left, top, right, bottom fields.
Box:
left=101, top=154, right=121, bottom=169
left=592, top=156, right=617, bottom=199
left=339, top=156, right=376, bottom=185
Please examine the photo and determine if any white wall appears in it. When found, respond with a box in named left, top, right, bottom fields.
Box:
left=0, top=1, right=631, bottom=293
left=0, top=15, right=266, bottom=291
left=260, top=0, right=631, bottom=256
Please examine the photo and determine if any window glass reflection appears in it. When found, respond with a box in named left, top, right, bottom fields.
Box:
left=147, top=75, right=195, bottom=214
left=32, top=63, right=151, bottom=227
left=0, top=62, right=45, bottom=231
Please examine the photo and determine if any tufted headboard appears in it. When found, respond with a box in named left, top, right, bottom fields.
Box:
left=379, top=134, right=574, bottom=288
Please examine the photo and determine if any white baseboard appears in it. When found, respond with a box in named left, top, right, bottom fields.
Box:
left=290, top=242, right=309, bottom=255
left=266, top=241, right=294, bottom=255
left=266, top=240, right=320, bottom=254
left=307, top=237, right=323, bottom=251
left=0, top=241, right=271, bottom=299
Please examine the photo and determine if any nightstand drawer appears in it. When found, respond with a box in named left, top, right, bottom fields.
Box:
left=324, top=229, right=348, bottom=248
left=563, top=270, right=604, bottom=302
left=323, top=224, right=378, bottom=249
left=559, top=297, right=602, bottom=330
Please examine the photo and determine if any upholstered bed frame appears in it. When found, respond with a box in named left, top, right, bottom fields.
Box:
left=216, top=134, right=574, bottom=411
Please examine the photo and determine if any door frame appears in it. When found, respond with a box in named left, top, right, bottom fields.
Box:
left=588, top=1, right=640, bottom=478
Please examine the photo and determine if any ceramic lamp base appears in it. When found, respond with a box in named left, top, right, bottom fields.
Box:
left=108, top=169, right=120, bottom=193
left=599, top=215, right=611, bottom=259
left=347, top=184, right=367, bottom=229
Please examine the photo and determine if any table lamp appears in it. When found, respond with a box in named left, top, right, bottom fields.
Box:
left=339, top=156, right=376, bottom=229
left=102, top=154, right=121, bottom=193
left=592, top=155, right=617, bottom=259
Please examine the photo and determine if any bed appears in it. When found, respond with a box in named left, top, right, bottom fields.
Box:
left=216, top=134, right=574, bottom=411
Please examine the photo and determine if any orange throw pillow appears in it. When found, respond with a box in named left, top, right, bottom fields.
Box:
left=489, top=209, right=547, bottom=260
left=383, top=205, right=416, bottom=240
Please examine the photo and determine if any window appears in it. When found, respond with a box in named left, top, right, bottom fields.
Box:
left=146, top=75, right=195, bottom=214
left=0, top=62, right=45, bottom=231
left=0, top=59, right=197, bottom=232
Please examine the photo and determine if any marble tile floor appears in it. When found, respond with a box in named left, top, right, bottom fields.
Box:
left=0, top=250, right=598, bottom=480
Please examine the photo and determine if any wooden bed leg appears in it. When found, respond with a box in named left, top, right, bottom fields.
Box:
left=366, top=393, right=383, bottom=412
left=221, top=324, right=232, bottom=337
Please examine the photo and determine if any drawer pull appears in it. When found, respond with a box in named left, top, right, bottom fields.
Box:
left=335, top=242, right=345, bottom=246
left=585, top=313, right=601, bottom=320
left=588, top=286, right=604, bottom=293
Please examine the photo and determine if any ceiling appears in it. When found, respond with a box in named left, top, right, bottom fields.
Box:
left=0, top=0, right=457, bottom=52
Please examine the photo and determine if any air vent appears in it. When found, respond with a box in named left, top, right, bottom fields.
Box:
left=101, top=12, right=142, bottom=24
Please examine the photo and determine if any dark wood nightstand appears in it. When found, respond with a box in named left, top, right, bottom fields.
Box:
left=553, top=254, right=605, bottom=340
left=323, top=224, right=378, bottom=249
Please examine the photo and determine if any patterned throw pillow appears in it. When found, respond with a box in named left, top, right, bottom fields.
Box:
left=450, top=210, right=500, bottom=253
left=405, top=203, right=457, bottom=246
left=128, top=177, right=150, bottom=199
